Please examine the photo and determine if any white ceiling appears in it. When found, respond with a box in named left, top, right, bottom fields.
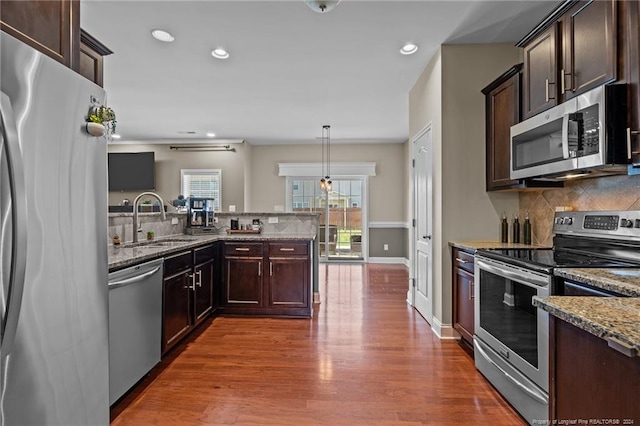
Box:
left=81, top=0, right=559, bottom=145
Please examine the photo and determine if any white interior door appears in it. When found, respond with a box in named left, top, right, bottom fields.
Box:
left=413, top=127, right=433, bottom=324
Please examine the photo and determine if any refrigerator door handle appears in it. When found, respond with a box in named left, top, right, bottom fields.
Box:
left=0, top=92, right=28, bottom=357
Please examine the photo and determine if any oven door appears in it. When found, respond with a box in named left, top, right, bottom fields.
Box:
left=474, top=256, right=550, bottom=392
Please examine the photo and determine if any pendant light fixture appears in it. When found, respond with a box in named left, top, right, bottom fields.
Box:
left=319, top=125, right=332, bottom=192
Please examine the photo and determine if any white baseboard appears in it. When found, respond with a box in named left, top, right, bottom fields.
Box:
left=313, top=292, right=320, bottom=304
left=431, top=317, right=458, bottom=340
left=368, top=257, right=409, bottom=265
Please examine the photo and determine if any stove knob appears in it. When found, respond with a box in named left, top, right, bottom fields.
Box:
left=562, top=217, right=573, bottom=225
left=555, top=217, right=563, bottom=225
left=621, top=218, right=633, bottom=228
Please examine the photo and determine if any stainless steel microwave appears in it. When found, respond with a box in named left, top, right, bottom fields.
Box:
left=510, top=84, right=628, bottom=181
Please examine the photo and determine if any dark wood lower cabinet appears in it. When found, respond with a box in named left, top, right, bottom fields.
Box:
left=194, top=259, right=214, bottom=325
left=550, top=316, right=640, bottom=421
left=220, top=240, right=312, bottom=317
left=223, top=257, right=263, bottom=307
left=452, top=247, right=475, bottom=349
left=162, top=270, right=192, bottom=354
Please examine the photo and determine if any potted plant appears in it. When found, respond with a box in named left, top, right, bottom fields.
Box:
left=139, top=199, right=153, bottom=212
left=86, top=105, right=117, bottom=137
left=146, top=231, right=154, bottom=241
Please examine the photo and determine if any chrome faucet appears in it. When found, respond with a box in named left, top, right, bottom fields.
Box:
left=132, top=192, right=166, bottom=243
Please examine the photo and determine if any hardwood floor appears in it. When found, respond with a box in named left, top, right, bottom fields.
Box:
left=111, top=263, right=525, bottom=425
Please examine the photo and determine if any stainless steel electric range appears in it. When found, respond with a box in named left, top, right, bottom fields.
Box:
left=473, top=210, right=640, bottom=424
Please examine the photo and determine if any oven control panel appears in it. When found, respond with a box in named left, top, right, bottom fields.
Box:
left=553, top=210, right=640, bottom=240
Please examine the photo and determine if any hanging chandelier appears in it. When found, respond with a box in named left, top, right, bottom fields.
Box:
left=319, top=125, right=332, bottom=192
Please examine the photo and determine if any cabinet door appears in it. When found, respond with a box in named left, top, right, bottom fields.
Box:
left=223, top=257, right=263, bottom=307
left=0, top=0, right=78, bottom=68
left=268, top=258, right=309, bottom=308
left=625, top=0, right=640, bottom=167
left=523, top=24, right=558, bottom=119
left=162, top=272, right=192, bottom=354
left=484, top=66, right=521, bottom=191
left=453, top=267, right=474, bottom=344
left=561, top=0, right=616, bottom=100
left=194, top=260, right=214, bottom=325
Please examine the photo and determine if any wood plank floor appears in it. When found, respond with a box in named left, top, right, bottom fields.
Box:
left=111, top=263, right=526, bottom=425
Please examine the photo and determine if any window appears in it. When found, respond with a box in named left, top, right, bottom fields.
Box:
left=181, top=169, right=221, bottom=211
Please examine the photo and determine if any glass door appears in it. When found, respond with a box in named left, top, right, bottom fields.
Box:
left=290, top=178, right=364, bottom=261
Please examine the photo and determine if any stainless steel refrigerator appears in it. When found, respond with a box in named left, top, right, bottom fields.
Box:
left=0, top=33, right=110, bottom=425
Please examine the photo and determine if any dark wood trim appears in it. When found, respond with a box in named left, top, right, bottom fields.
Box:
left=80, top=28, right=113, bottom=56
left=481, top=63, right=524, bottom=95
left=516, top=0, right=579, bottom=47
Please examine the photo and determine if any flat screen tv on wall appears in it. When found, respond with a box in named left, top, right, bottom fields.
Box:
left=108, top=152, right=156, bottom=191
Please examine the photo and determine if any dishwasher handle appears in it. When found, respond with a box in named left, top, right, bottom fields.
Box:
left=109, top=265, right=162, bottom=289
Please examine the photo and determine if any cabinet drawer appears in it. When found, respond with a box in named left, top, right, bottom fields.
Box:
left=194, top=244, right=215, bottom=265
left=453, top=248, right=475, bottom=274
left=224, top=242, right=263, bottom=257
left=268, top=242, right=309, bottom=256
left=164, top=251, right=192, bottom=276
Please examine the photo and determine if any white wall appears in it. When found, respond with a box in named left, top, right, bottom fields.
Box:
left=408, top=44, right=521, bottom=330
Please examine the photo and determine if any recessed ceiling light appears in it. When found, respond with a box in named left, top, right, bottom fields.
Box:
left=211, top=48, right=229, bottom=59
left=206, top=132, right=216, bottom=138
left=400, top=43, right=418, bottom=55
left=151, top=29, right=175, bottom=43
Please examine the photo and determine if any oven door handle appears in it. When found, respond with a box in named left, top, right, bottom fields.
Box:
left=474, top=339, right=549, bottom=405
left=476, top=258, right=548, bottom=289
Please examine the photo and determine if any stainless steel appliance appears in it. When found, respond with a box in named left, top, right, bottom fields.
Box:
left=0, top=33, right=110, bottom=424
left=185, top=197, right=216, bottom=234
left=474, top=210, right=640, bottom=424
left=510, top=84, right=627, bottom=181
left=108, top=258, right=163, bottom=405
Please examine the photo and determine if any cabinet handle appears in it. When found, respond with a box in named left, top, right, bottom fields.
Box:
left=560, top=69, right=573, bottom=94
left=258, top=261, right=261, bottom=277
left=270, top=262, right=273, bottom=276
left=455, top=257, right=469, bottom=264
left=545, top=79, right=555, bottom=102
left=184, top=273, right=196, bottom=290
left=627, top=128, right=640, bottom=162
left=469, top=281, right=474, bottom=300
left=279, top=248, right=295, bottom=252
left=235, top=247, right=250, bottom=252
left=196, top=270, right=202, bottom=287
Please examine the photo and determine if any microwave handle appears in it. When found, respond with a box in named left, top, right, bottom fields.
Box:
left=561, top=114, right=570, bottom=159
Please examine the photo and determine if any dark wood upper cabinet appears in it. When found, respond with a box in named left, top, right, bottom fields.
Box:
left=79, top=29, right=113, bottom=87
left=522, top=25, right=558, bottom=119
left=560, top=0, right=616, bottom=100
left=483, top=64, right=523, bottom=190
left=624, top=0, right=640, bottom=166
left=0, top=0, right=79, bottom=68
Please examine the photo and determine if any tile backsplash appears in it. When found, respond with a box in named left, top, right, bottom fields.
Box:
left=519, top=175, right=640, bottom=246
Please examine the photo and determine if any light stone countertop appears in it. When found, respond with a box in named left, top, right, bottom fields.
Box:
left=449, top=240, right=550, bottom=251
left=108, top=232, right=316, bottom=271
left=533, top=296, right=640, bottom=353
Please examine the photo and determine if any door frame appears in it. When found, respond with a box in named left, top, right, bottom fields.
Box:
left=409, top=124, right=434, bottom=324
left=285, top=174, right=369, bottom=262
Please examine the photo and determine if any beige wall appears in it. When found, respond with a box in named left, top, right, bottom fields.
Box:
left=409, top=44, right=522, bottom=329
left=247, top=143, right=406, bottom=222
left=108, top=143, right=246, bottom=211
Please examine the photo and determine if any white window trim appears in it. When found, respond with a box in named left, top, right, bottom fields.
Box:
left=278, top=162, right=376, bottom=177
left=180, top=168, right=222, bottom=210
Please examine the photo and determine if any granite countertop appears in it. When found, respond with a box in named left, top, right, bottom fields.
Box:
left=449, top=240, right=550, bottom=251
left=109, top=232, right=316, bottom=271
left=533, top=296, right=640, bottom=353
left=555, top=267, right=640, bottom=297
left=532, top=267, right=640, bottom=355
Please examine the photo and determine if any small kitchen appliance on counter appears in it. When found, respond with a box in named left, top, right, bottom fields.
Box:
left=474, top=210, right=640, bottom=424
left=184, top=197, right=216, bottom=234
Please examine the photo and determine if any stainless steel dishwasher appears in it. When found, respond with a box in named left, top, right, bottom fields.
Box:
left=108, top=258, right=163, bottom=405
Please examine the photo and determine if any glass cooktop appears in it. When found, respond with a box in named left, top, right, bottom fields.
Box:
left=477, top=248, right=640, bottom=274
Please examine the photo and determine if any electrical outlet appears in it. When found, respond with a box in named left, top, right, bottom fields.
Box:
left=229, top=205, right=236, bottom=212
left=171, top=218, right=178, bottom=225
left=383, top=244, right=389, bottom=251
left=268, top=217, right=279, bottom=224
